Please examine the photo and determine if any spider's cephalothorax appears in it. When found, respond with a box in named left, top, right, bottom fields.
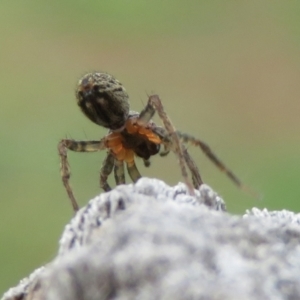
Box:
left=59, top=72, right=252, bottom=212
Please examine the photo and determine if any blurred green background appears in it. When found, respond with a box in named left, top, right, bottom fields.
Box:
left=1, top=0, right=300, bottom=294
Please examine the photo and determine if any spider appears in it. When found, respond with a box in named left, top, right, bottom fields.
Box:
left=58, top=72, right=250, bottom=211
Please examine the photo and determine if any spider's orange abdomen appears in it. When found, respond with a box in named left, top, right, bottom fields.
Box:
left=106, top=118, right=161, bottom=162
left=106, top=132, right=135, bottom=162
left=125, top=118, right=161, bottom=144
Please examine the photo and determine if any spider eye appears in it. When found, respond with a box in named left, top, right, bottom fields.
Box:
left=76, top=72, right=130, bottom=130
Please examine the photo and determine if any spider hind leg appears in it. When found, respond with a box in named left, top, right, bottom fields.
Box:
left=137, top=95, right=195, bottom=195
left=177, top=132, right=243, bottom=187
left=176, top=131, right=259, bottom=197
left=182, top=146, right=203, bottom=188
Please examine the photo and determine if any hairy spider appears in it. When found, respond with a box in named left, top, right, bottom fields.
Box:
left=58, top=72, right=249, bottom=211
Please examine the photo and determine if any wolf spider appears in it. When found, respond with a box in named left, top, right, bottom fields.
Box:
left=58, top=72, right=249, bottom=211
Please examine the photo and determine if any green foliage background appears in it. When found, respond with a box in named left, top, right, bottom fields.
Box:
left=1, top=0, right=300, bottom=294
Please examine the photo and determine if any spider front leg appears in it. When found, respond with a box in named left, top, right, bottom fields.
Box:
left=137, top=95, right=194, bottom=195
left=58, top=139, right=106, bottom=211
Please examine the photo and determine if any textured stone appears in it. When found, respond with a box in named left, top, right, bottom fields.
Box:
left=3, top=178, right=300, bottom=300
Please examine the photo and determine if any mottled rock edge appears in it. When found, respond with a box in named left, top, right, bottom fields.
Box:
left=3, top=178, right=300, bottom=300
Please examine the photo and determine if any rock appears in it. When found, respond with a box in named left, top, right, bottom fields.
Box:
left=3, top=178, right=300, bottom=300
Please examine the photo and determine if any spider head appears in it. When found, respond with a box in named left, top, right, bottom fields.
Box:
left=76, top=72, right=130, bottom=130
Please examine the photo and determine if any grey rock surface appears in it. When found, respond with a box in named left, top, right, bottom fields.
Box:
left=2, top=178, right=300, bottom=300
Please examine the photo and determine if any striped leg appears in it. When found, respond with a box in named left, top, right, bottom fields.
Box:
left=137, top=95, right=194, bottom=195
left=159, top=149, right=170, bottom=157
left=114, top=159, right=125, bottom=185
left=143, top=158, right=151, bottom=167
left=158, top=134, right=202, bottom=188
left=182, top=147, right=203, bottom=188
left=58, top=139, right=106, bottom=212
left=176, top=131, right=258, bottom=197
left=100, top=152, right=115, bottom=192
left=176, top=132, right=243, bottom=187
left=126, top=159, right=141, bottom=183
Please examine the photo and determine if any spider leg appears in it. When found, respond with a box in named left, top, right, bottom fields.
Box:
left=182, top=146, right=203, bottom=188
left=143, top=158, right=151, bottom=167
left=153, top=127, right=171, bottom=157
left=126, top=159, right=142, bottom=183
left=160, top=134, right=202, bottom=188
left=176, top=131, right=258, bottom=196
left=114, top=159, right=126, bottom=185
left=137, top=100, right=156, bottom=125
left=58, top=139, right=106, bottom=211
left=100, top=152, right=115, bottom=192
left=159, top=149, right=170, bottom=157
left=137, top=95, right=194, bottom=195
